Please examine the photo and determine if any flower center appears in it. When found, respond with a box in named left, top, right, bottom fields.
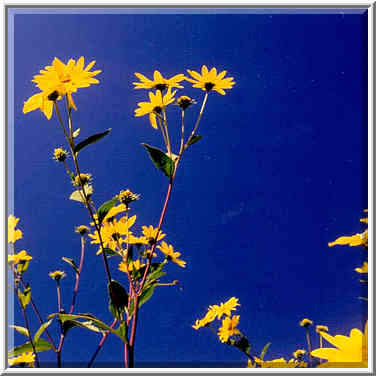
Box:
left=204, top=82, right=215, bottom=91
left=153, top=106, right=162, bottom=114
left=60, top=74, right=72, bottom=83
left=47, top=90, right=60, bottom=102
left=155, top=83, right=168, bottom=91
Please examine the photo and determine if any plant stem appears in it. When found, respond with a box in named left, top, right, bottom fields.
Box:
left=184, top=92, right=208, bottom=150
left=69, top=236, right=86, bottom=314
left=305, top=327, right=312, bottom=367
left=15, top=272, right=57, bottom=351
left=87, top=318, right=118, bottom=367
left=17, top=291, right=40, bottom=367
left=56, top=281, right=62, bottom=313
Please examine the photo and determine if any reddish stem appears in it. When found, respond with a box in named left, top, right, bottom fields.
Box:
left=69, top=236, right=85, bottom=314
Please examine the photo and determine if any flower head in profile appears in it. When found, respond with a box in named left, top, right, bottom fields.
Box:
left=316, top=325, right=329, bottom=334
left=293, top=349, right=306, bottom=358
left=8, top=352, right=35, bottom=367
left=157, top=241, right=186, bottom=268
left=118, top=189, right=140, bottom=206
left=133, top=70, right=185, bottom=91
left=208, top=297, right=240, bottom=320
left=299, top=318, right=313, bottom=328
left=217, top=315, right=241, bottom=343
left=119, top=259, right=145, bottom=274
left=311, top=321, right=368, bottom=367
left=73, top=173, right=92, bottom=187
left=355, top=261, right=368, bottom=274
left=134, top=88, right=176, bottom=129
left=53, top=147, right=68, bottom=162
left=49, top=270, right=66, bottom=282
left=75, top=225, right=90, bottom=236
left=185, top=65, right=235, bottom=95
left=8, top=250, right=32, bottom=265
left=176, top=95, right=196, bottom=110
left=23, top=57, right=101, bottom=119
left=8, top=215, right=23, bottom=244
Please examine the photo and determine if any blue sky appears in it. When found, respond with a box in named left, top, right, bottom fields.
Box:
left=8, top=8, right=368, bottom=367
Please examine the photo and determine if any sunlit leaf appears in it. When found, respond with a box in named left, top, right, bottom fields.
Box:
left=62, top=257, right=80, bottom=275
left=10, top=325, right=29, bottom=337
left=97, top=197, right=118, bottom=225
left=73, top=128, right=80, bottom=138
left=186, top=135, right=202, bottom=147
left=260, top=342, right=271, bottom=360
left=34, top=319, right=53, bottom=343
left=69, top=184, right=93, bottom=203
left=8, top=339, right=53, bottom=357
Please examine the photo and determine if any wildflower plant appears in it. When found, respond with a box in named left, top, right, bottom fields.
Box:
left=9, top=58, right=236, bottom=368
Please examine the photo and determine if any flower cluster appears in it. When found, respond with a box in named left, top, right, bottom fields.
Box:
left=134, top=66, right=235, bottom=129
left=23, top=57, right=101, bottom=119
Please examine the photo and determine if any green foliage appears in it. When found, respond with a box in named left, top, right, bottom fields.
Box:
left=230, top=336, right=251, bottom=356
left=62, top=257, right=80, bottom=275
left=10, top=325, right=29, bottom=337
left=70, top=184, right=93, bottom=203
left=53, top=313, right=128, bottom=343
left=147, top=262, right=166, bottom=281
left=17, top=285, right=31, bottom=308
left=73, top=128, right=111, bottom=154
left=141, top=143, right=175, bottom=178
left=97, top=197, right=119, bottom=225
left=8, top=339, right=53, bottom=357
left=33, top=319, right=53, bottom=343
left=186, top=135, right=202, bottom=147
left=108, top=280, right=128, bottom=319
left=103, top=247, right=120, bottom=257
left=62, top=319, right=106, bottom=336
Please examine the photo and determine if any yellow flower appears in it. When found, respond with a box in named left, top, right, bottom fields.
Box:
left=73, top=173, right=92, bottom=187
left=133, top=70, right=185, bottom=91
left=118, top=189, right=140, bottom=206
left=8, top=250, right=32, bottom=265
left=316, top=325, right=329, bottom=333
left=23, top=57, right=101, bottom=118
left=142, top=225, right=166, bottom=244
left=8, top=215, right=23, bottom=244
left=328, top=233, right=367, bottom=248
left=249, top=357, right=299, bottom=368
left=53, top=147, right=68, bottom=162
left=355, top=261, right=368, bottom=274
left=192, top=308, right=218, bottom=330
left=134, top=88, right=176, bottom=129
left=311, top=321, right=368, bottom=367
left=299, top=318, right=313, bottom=328
left=119, top=259, right=145, bottom=273
left=49, top=270, right=66, bottom=281
left=75, top=225, right=90, bottom=235
left=208, top=297, right=240, bottom=320
left=293, top=349, right=306, bottom=358
left=217, top=315, right=240, bottom=343
left=8, top=352, right=35, bottom=367
left=157, top=241, right=186, bottom=268
left=88, top=215, right=137, bottom=254
left=185, top=65, right=235, bottom=95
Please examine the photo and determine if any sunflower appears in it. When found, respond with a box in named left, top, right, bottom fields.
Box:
left=217, top=315, right=240, bottom=343
left=134, top=88, right=176, bottom=129
left=185, top=65, right=235, bottom=95
left=133, top=70, right=185, bottom=91
left=157, top=241, right=186, bottom=268
left=23, top=57, right=101, bottom=119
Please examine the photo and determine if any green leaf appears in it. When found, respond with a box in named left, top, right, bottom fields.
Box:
left=141, top=143, right=175, bottom=178
left=116, top=322, right=128, bottom=343
left=62, top=319, right=105, bottom=336
left=260, top=342, right=271, bottom=360
left=62, top=257, right=80, bottom=275
left=70, top=184, right=93, bottom=203
left=33, top=319, right=53, bottom=343
left=97, top=197, right=118, bottom=225
left=74, top=128, right=111, bottom=154
left=233, top=336, right=251, bottom=356
left=103, top=247, right=120, bottom=257
left=108, top=280, right=128, bottom=312
left=55, top=313, right=126, bottom=343
left=8, top=339, right=53, bottom=357
left=18, top=285, right=31, bottom=308
left=186, top=135, right=202, bottom=147
left=139, top=283, right=157, bottom=308
left=147, top=262, right=165, bottom=281
left=10, top=325, right=29, bottom=337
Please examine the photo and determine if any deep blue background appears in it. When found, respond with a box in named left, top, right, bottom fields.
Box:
left=9, top=9, right=368, bottom=367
